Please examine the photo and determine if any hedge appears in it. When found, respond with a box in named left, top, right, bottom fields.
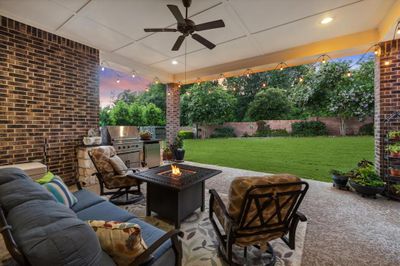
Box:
left=210, top=127, right=236, bottom=138
left=291, top=121, right=327, bottom=136
left=178, top=130, right=194, bottom=139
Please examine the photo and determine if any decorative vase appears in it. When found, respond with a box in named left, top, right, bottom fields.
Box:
left=332, top=174, right=349, bottom=190
left=174, top=148, right=185, bottom=162
left=389, top=168, right=400, bottom=177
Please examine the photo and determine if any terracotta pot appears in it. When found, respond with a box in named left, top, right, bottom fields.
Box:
left=162, top=151, right=173, bottom=161
left=389, top=168, right=400, bottom=177
left=390, top=152, right=400, bottom=158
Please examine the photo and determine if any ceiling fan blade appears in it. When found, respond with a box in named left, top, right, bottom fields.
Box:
left=167, top=5, right=185, bottom=24
left=172, top=35, right=186, bottom=51
left=144, top=28, right=177, bottom=32
left=192, top=33, right=216, bottom=49
left=194, top=19, right=225, bottom=31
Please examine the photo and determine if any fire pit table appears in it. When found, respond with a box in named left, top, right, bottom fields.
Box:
left=131, top=163, right=221, bottom=228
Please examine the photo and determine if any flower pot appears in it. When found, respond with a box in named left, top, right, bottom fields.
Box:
left=349, top=180, right=384, bottom=198
left=389, top=168, right=400, bottom=177
left=174, top=148, right=185, bottom=162
left=162, top=151, right=173, bottom=161
left=332, top=174, right=348, bottom=189
left=390, top=151, right=400, bottom=158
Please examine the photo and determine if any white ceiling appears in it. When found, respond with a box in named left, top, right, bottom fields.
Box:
left=0, top=0, right=397, bottom=81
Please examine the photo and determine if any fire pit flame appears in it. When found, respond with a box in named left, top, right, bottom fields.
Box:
left=171, top=165, right=182, bottom=177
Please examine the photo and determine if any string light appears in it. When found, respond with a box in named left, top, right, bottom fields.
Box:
left=384, top=60, right=390, bottom=66
left=131, top=71, right=136, bottom=78
left=219, top=73, right=225, bottom=79
left=178, top=81, right=182, bottom=88
left=316, top=54, right=331, bottom=64
left=299, top=77, right=304, bottom=83
left=274, top=62, right=288, bottom=71
left=145, top=88, right=149, bottom=92
left=346, top=72, right=352, bottom=77
left=116, top=78, right=120, bottom=84
left=154, top=77, right=160, bottom=84
left=262, top=82, right=267, bottom=88
left=243, top=69, right=252, bottom=78
left=186, top=91, right=190, bottom=96
left=101, top=66, right=105, bottom=71
left=196, top=77, right=201, bottom=85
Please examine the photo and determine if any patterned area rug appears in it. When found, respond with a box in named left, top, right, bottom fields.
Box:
left=123, top=195, right=306, bottom=266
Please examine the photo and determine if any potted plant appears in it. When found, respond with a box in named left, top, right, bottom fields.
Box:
left=389, top=166, right=400, bottom=177
left=348, top=160, right=385, bottom=198
left=388, top=130, right=400, bottom=141
left=162, top=147, right=173, bottom=161
left=140, top=130, right=152, bottom=140
left=386, top=143, right=400, bottom=158
left=391, top=184, right=400, bottom=195
left=330, top=169, right=349, bottom=190
left=170, top=136, right=185, bottom=162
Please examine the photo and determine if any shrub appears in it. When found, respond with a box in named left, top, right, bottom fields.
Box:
left=254, top=129, right=289, bottom=137
left=210, top=127, right=236, bottom=138
left=291, top=121, right=327, bottom=136
left=178, top=130, right=194, bottom=139
left=242, top=132, right=251, bottom=138
left=358, top=123, right=374, bottom=136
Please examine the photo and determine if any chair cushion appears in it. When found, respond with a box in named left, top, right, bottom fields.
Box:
left=109, top=155, right=129, bottom=175
left=0, top=178, right=55, bottom=213
left=105, top=170, right=141, bottom=189
left=91, top=147, right=116, bottom=180
left=75, top=201, right=136, bottom=222
left=127, top=218, right=171, bottom=262
left=228, top=174, right=301, bottom=246
left=72, top=189, right=106, bottom=213
left=0, top=167, right=30, bottom=185
left=41, top=176, right=78, bottom=208
left=88, top=220, right=148, bottom=266
left=7, top=199, right=102, bottom=266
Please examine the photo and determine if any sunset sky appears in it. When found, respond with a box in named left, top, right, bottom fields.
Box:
left=99, top=54, right=369, bottom=107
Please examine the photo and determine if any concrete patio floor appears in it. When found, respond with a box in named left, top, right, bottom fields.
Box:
left=185, top=161, right=400, bottom=266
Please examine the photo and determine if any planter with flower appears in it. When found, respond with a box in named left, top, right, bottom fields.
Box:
left=162, top=147, right=173, bottom=161
left=389, top=184, right=400, bottom=196
left=388, top=130, right=400, bottom=141
left=140, top=130, right=152, bottom=140
left=348, top=160, right=385, bottom=198
left=387, top=143, right=400, bottom=158
left=330, top=169, right=350, bottom=190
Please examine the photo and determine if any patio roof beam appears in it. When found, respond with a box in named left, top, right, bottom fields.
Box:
left=173, top=29, right=379, bottom=84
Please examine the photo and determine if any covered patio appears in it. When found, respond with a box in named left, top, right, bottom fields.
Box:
left=1, top=0, right=400, bottom=265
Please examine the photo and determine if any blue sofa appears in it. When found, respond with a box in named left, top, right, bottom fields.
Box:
left=0, top=168, right=183, bottom=266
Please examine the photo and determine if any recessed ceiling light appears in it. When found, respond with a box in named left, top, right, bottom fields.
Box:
left=172, top=60, right=178, bottom=65
left=321, top=17, right=333, bottom=24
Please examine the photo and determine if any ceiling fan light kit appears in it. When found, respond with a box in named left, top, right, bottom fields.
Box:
left=144, top=0, right=225, bottom=51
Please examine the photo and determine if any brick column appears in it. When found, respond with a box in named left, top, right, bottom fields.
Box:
left=375, top=39, right=400, bottom=175
left=166, top=83, right=180, bottom=145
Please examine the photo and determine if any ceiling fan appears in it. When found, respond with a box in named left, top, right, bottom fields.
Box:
left=144, top=0, right=225, bottom=51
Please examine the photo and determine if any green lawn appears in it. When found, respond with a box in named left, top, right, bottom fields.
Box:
left=184, top=136, right=374, bottom=182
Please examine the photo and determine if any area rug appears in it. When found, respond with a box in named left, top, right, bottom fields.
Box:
left=123, top=195, right=306, bottom=266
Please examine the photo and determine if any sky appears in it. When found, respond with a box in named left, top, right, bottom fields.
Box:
left=99, top=53, right=371, bottom=107
left=100, top=67, right=151, bottom=107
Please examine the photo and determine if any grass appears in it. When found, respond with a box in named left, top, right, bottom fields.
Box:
left=183, top=136, right=374, bottom=182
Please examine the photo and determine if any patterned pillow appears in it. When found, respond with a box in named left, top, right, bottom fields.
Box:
left=87, top=220, right=148, bottom=265
left=42, top=176, right=78, bottom=208
left=109, top=155, right=128, bottom=175
left=90, top=147, right=116, bottom=180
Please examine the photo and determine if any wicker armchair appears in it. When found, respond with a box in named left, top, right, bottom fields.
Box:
left=209, top=174, right=308, bottom=265
left=88, top=146, right=143, bottom=205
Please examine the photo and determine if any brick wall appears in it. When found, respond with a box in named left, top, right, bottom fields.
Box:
left=0, top=16, right=99, bottom=184
left=166, top=83, right=180, bottom=144
left=375, top=39, right=400, bottom=175
left=197, top=117, right=373, bottom=138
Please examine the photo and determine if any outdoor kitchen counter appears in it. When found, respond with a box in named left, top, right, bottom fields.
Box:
left=140, top=139, right=161, bottom=144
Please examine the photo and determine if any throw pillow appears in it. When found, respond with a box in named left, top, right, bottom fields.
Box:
left=42, top=176, right=78, bottom=208
left=88, top=220, right=148, bottom=266
left=35, top=171, right=55, bottom=184
left=109, top=155, right=129, bottom=175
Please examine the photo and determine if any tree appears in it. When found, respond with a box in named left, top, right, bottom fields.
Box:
left=114, top=90, right=138, bottom=104
left=99, top=106, right=112, bottom=126
left=245, top=88, right=290, bottom=120
left=143, top=103, right=165, bottom=126
left=129, top=102, right=145, bottom=126
left=109, top=100, right=132, bottom=125
left=137, top=83, right=166, bottom=114
left=180, top=82, right=236, bottom=127
left=328, top=60, right=374, bottom=135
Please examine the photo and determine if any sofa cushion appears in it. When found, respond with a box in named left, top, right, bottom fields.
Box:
left=0, top=178, right=55, bottom=213
left=75, top=201, right=135, bottom=222
left=0, top=167, right=30, bottom=185
left=100, top=251, right=117, bottom=266
left=88, top=220, right=148, bottom=266
left=127, top=218, right=171, bottom=262
left=7, top=199, right=102, bottom=266
left=41, top=176, right=78, bottom=208
left=72, top=189, right=106, bottom=212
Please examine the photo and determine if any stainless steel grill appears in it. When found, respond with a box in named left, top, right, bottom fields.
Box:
left=101, top=126, right=143, bottom=168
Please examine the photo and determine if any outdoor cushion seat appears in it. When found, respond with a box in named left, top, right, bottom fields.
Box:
left=0, top=167, right=30, bottom=185
left=127, top=218, right=172, bottom=262
left=7, top=199, right=102, bottom=266
left=0, top=179, right=55, bottom=212
left=72, top=189, right=106, bottom=212
left=75, top=200, right=136, bottom=222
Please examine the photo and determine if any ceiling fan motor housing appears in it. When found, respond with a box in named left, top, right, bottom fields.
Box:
left=178, top=19, right=195, bottom=35
left=182, top=0, right=192, bottom=8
